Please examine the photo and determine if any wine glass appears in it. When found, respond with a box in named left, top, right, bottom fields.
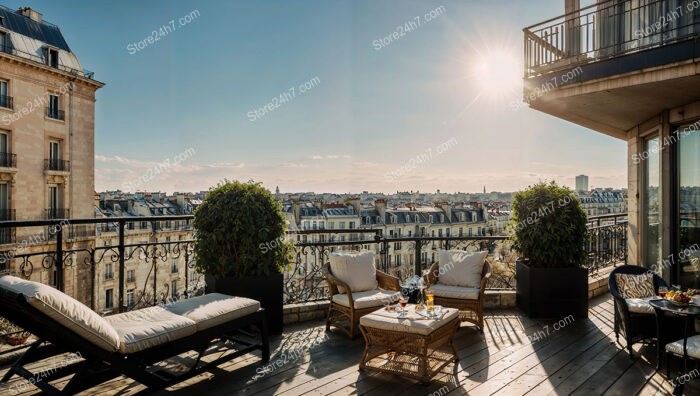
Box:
left=426, top=289, right=435, bottom=317
left=659, top=286, right=668, bottom=299
left=398, top=296, right=408, bottom=318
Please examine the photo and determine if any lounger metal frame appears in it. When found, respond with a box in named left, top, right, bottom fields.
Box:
left=0, top=287, right=270, bottom=395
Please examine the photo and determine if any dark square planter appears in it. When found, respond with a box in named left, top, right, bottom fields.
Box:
left=205, top=273, right=284, bottom=334
left=516, top=260, right=588, bottom=319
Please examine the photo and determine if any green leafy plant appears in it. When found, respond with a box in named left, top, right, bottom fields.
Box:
left=509, top=182, right=588, bottom=268
left=193, top=180, right=292, bottom=278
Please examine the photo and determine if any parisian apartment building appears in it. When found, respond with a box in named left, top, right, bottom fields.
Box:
left=0, top=6, right=102, bottom=303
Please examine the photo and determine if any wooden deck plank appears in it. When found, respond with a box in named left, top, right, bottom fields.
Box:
left=4, top=293, right=698, bottom=396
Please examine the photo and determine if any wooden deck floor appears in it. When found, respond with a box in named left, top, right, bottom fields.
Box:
left=2, top=293, right=699, bottom=395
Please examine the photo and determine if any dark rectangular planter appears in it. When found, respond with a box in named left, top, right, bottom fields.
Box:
left=205, top=273, right=283, bottom=334
left=516, top=260, right=588, bottom=319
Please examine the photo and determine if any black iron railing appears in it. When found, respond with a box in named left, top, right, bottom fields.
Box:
left=46, top=108, right=65, bottom=121
left=0, top=209, right=14, bottom=245
left=524, top=0, right=700, bottom=77
left=45, top=158, right=70, bottom=172
left=586, top=213, right=628, bottom=272
left=284, top=230, right=512, bottom=304
left=0, top=94, right=12, bottom=109
left=0, top=152, right=16, bottom=168
left=45, top=208, right=69, bottom=219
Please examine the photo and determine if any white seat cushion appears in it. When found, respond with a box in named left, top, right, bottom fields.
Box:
left=624, top=296, right=656, bottom=314
left=0, top=276, right=120, bottom=352
left=105, top=306, right=197, bottom=354
left=430, top=283, right=480, bottom=300
left=438, top=250, right=487, bottom=288
left=665, top=335, right=700, bottom=359
left=360, top=307, right=460, bottom=336
left=332, top=290, right=400, bottom=309
left=329, top=251, right=378, bottom=293
left=165, top=293, right=260, bottom=331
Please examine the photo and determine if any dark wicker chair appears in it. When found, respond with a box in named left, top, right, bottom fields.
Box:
left=609, top=265, right=668, bottom=358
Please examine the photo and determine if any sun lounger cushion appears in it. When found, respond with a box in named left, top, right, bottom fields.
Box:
left=0, top=276, right=121, bottom=352
left=105, top=306, right=197, bottom=354
left=165, top=293, right=260, bottom=331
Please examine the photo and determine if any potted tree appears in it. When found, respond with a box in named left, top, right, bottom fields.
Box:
left=194, top=180, right=291, bottom=334
left=511, top=182, right=589, bottom=318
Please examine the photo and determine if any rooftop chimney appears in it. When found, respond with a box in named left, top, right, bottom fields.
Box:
left=375, top=199, right=387, bottom=221
left=18, top=7, right=42, bottom=23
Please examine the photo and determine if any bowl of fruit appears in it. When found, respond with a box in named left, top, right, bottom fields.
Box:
left=665, top=289, right=697, bottom=306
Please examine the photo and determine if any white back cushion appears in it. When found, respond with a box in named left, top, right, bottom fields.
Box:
left=329, top=251, right=378, bottom=293
left=0, top=276, right=120, bottom=352
left=438, top=250, right=487, bottom=288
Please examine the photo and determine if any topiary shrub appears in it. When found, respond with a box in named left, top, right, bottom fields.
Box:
left=509, top=181, right=588, bottom=268
left=193, top=180, right=291, bottom=278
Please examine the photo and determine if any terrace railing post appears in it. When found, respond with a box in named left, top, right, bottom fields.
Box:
left=118, top=220, right=125, bottom=313
left=414, top=238, right=422, bottom=277
left=56, top=223, right=64, bottom=291
left=90, top=250, right=96, bottom=311
left=184, top=247, right=190, bottom=298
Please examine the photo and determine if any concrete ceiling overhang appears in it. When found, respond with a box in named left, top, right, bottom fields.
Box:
left=527, top=71, right=700, bottom=140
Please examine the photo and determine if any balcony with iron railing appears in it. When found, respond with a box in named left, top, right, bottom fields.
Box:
left=0, top=94, right=12, bottom=109
left=46, top=107, right=65, bottom=121
left=524, top=0, right=700, bottom=79
left=44, top=158, right=70, bottom=172
left=0, top=152, right=16, bottom=168
left=522, top=0, right=700, bottom=138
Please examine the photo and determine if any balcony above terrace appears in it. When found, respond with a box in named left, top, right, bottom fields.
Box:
left=523, top=0, right=700, bottom=139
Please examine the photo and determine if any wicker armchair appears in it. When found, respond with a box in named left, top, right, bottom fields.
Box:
left=323, top=263, right=401, bottom=339
left=609, top=265, right=668, bottom=357
left=425, top=260, right=491, bottom=332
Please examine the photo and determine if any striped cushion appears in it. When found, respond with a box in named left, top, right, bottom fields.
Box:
left=615, top=273, right=655, bottom=299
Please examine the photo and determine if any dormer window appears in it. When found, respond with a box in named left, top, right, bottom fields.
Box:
left=415, top=215, right=419, bottom=223
left=44, top=47, right=59, bottom=68
left=405, top=214, right=410, bottom=222
left=429, top=215, right=433, bottom=223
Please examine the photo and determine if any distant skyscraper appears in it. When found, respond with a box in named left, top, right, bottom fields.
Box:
left=483, top=185, right=486, bottom=194
left=576, top=175, right=589, bottom=192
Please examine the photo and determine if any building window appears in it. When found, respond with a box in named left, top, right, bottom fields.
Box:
left=171, top=259, right=178, bottom=273
left=126, top=269, right=135, bottom=283
left=349, top=221, right=355, bottom=229
left=104, top=263, right=113, bottom=280
left=126, top=289, right=134, bottom=308
left=0, top=80, right=9, bottom=109
left=105, top=289, right=113, bottom=309
left=0, top=30, right=10, bottom=54
left=45, top=47, right=59, bottom=68
left=49, top=139, right=60, bottom=165
left=171, top=280, right=178, bottom=299
left=0, top=131, right=11, bottom=168
left=48, top=94, right=62, bottom=119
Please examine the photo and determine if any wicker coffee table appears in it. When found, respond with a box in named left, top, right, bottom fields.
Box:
left=359, top=305, right=460, bottom=383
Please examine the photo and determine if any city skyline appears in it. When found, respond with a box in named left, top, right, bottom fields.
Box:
left=5, top=0, right=626, bottom=194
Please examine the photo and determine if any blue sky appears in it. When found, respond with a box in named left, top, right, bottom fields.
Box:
left=9, top=0, right=625, bottom=194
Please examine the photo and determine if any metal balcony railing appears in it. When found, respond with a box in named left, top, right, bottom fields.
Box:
left=45, top=158, right=70, bottom=172
left=45, top=208, right=70, bottom=219
left=46, top=108, right=65, bottom=120
left=524, top=0, right=700, bottom=77
left=0, top=94, right=12, bottom=109
left=0, top=152, right=16, bottom=168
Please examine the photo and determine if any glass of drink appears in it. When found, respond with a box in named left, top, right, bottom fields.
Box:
left=398, top=297, right=408, bottom=318
left=426, top=289, right=435, bottom=316
left=659, top=286, right=668, bottom=298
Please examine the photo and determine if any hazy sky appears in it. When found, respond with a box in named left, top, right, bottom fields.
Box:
left=10, top=0, right=626, bottom=194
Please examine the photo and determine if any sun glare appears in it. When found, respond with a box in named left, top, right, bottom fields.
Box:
left=473, top=51, right=522, bottom=99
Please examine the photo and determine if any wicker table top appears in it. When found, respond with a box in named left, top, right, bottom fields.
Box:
left=360, top=305, right=460, bottom=335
